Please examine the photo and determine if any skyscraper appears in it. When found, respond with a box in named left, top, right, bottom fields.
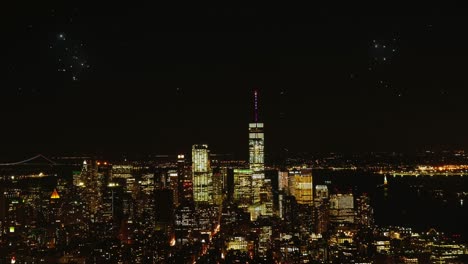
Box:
left=155, top=188, right=175, bottom=240
left=192, top=144, right=212, bottom=205
left=329, top=193, right=355, bottom=224
left=233, top=169, right=253, bottom=208
left=291, top=168, right=313, bottom=205
left=315, top=185, right=329, bottom=200
left=177, top=154, right=193, bottom=204
left=101, top=182, right=124, bottom=225
left=278, top=170, right=289, bottom=192
left=249, top=90, right=264, bottom=173
left=212, top=167, right=225, bottom=206
left=248, top=90, right=273, bottom=217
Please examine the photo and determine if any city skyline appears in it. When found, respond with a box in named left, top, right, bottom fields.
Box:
left=1, top=87, right=467, bottom=261
left=2, top=5, right=468, bottom=262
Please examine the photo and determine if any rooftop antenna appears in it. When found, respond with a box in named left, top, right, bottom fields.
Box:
left=254, top=89, right=259, bottom=122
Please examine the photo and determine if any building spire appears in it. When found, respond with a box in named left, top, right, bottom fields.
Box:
left=254, top=89, right=259, bottom=122
left=51, top=188, right=60, bottom=199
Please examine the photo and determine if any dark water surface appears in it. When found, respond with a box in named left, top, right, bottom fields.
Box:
left=313, top=170, right=467, bottom=239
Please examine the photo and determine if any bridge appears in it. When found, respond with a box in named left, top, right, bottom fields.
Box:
left=0, top=154, right=57, bottom=166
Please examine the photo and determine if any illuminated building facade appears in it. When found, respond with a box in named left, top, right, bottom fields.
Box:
left=278, top=170, right=289, bottom=192
left=292, top=168, right=313, bottom=205
left=315, top=198, right=330, bottom=234
left=177, top=154, right=193, bottom=204
left=175, top=203, right=195, bottom=246
left=0, top=186, right=23, bottom=246
left=248, top=203, right=270, bottom=221
left=329, top=193, right=355, bottom=224
left=356, top=194, right=374, bottom=227
left=138, top=173, right=155, bottom=223
left=249, top=90, right=264, bottom=173
left=314, top=185, right=330, bottom=234
left=227, top=236, right=249, bottom=252
left=212, top=167, right=225, bottom=206
left=192, top=144, right=212, bottom=205
left=249, top=123, right=264, bottom=173
left=79, top=160, right=103, bottom=220
left=101, top=182, right=124, bottom=224
left=233, top=169, right=252, bottom=208
left=111, top=164, right=133, bottom=180
left=315, top=185, right=329, bottom=200
left=248, top=91, right=273, bottom=218
left=168, top=169, right=179, bottom=206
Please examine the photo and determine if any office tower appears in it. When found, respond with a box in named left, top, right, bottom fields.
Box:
left=79, top=160, right=103, bottom=219
left=224, top=168, right=236, bottom=202
left=212, top=167, right=225, bottom=206
left=154, top=168, right=169, bottom=189
left=0, top=186, right=4, bottom=243
left=278, top=170, right=289, bottom=192
left=356, top=194, right=374, bottom=227
left=195, top=205, right=219, bottom=235
left=138, top=173, right=155, bottom=224
left=124, top=177, right=139, bottom=200
left=192, top=144, right=212, bottom=205
left=1, top=186, right=23, bottom=245
left=233, top=169, right=253, bottom=208
left=175, top=203, right=195, bottom=246
left=168, top=169, right=179, bottom=206
left=287, top=168, right=314, bottom=204
left=280, top=195, right=298, bottom=227
left=227, top=236, right=249, bottom=252
left=315, top=198, right=330, bottom=235
left=293, top=169, right=313, bottom=205
left=177, top=154, right=193, bottom=204
left=73, top=160, right=87, bottom=187
left=248, top=203, right=271, bottom=222
left=101, top=182, right=124, bottom=225
left=97, top=161, right=112, bottom=183
left=285, top=169, right=314, bottom=234
left=155, top=188, right=174, bottom=238
left=48, top=188, right=63, bottom=248
left=329, top=193, right=355, bottom=224
left=249, top=90, right=264, bottom=173
left=288, top=169, right=299, bottom=196
left=111, top=164, right=133, bottom=180
left=252, top=219, right=272, bottom=258
left=140, top=173, right=155, bottom=195
left=248, top=90, right=273, bottom=218
left=315, top=185, right=329, bottom=200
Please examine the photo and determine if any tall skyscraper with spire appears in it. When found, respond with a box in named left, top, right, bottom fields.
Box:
left=249, top=90, right=265, bottom=173
left=248, top=90, right=273, bottom=219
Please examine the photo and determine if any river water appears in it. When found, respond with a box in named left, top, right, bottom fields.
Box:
left=312, top=170, right=468, bottom=239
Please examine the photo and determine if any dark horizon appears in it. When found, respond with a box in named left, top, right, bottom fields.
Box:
left=3, top=5, right=468, bottom=158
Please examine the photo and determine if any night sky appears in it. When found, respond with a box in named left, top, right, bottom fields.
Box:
left=3, top=4, right=468, bottom=159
